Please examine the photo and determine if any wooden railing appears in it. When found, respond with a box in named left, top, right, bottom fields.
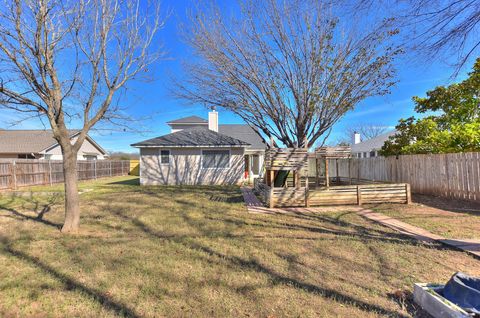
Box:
left=253, top=178, right=410, bottom=207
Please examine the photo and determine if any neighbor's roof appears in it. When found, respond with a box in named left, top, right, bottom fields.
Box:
left=131, top=128, right=251, bottom=148
left=219, top=124, right=266, bottom=150
left=166, top=116, right=208, bottom=125
left=351, top=130, right=397, bottom=153
left=0, top=130, right=79, bottom=154
left=0, top=129, right=106, bottom=154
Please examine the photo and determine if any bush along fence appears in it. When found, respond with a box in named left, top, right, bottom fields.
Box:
left=0, top=159, right=130, bottom=190
left=331, top=152, right=480, bottom=202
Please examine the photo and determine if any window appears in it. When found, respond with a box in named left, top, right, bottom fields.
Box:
left=84, top=155, right=97, bottom=161
left=44, top=154, right=53, bottom=160
left=202, top=150, right=230, bottom=169
left=370, top=151, right=376, bottom=158
left=160, top=150, right=170, bottom=164
left=18, top=154, right=35, bottom=159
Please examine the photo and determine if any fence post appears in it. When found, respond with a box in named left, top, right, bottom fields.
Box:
left=12, top=160, right=17, bottom=190
left=109, top=161, right=112, bottom=177
left=94, top=160, right=97, bottom=179
left=348, top=158, right=352, bottom=185
left=356, top=185, right=362, bottom=205
left=405, top=183, right=412, bottom=204
left=48, top=160, right=53, bottom=186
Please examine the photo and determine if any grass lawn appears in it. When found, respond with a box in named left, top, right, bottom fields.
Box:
left=0, top=176, right=479, bottom=317
left=369, top=194, right=480, bottom=240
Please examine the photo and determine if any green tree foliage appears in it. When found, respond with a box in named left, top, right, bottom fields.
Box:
left=381, top=58, right=480, bottom=156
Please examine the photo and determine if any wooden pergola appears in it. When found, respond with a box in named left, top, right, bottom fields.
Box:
left=315, top=146, right=352, bottom=188
left=254, top=145, right=411, bottom=208
left=263, top=147, right=309, bottom=207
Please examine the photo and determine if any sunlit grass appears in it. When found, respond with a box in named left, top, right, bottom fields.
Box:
left=0, top=176, right=478, bottom=317
left=370, top=195, right=480, bottom=239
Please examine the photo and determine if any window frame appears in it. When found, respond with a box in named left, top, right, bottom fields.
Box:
left=201, top=149, right=231, bottom=169
left=83, top=155, right=97, bottom=161
left=160, top=149, right=170, bottom=165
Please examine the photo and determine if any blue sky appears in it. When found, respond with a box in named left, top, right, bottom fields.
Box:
left=0, top=0, right=470, bottom=153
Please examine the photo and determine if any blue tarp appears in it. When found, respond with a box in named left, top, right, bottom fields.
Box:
left=442, top=272, right=480, bottom=314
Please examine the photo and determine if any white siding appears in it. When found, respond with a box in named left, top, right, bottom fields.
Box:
left=43, top=136, right=106, bottom=160
left=140, top=147, right=245, bottom=185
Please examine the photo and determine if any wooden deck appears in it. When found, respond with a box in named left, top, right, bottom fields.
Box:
left=254, top=179, right=411, bottom=208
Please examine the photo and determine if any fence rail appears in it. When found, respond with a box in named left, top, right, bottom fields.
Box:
left=331, top=152, right=480, bottom=202
left=0, top=159, right=130, bottom=190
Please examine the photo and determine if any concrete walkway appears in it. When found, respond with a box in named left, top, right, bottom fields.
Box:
left=357, top=209, right=480, bottom=258
left=240, top=187, right=480, bottom=258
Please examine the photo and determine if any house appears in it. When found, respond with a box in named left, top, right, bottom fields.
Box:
left=0, top=130, right=108, bottom=160
left=351, top=130, right=397, bottom=158
left=131, top=110, right=267, bottom=185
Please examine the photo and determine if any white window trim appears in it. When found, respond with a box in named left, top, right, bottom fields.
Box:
left=159, top=149, right=171, bottom=165
left=201, top=149, right=231, bottom=169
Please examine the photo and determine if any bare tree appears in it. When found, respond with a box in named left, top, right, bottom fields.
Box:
left=352, top=0, right=480, bottom=75
left=0, top=0, right=164, bottom=232
left=175, top=0, right=401, bottom=149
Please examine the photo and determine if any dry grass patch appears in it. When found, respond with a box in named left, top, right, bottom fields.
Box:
left=370, top=194, right=480, bottom=239
left=0, top=176, right=478, bottom=317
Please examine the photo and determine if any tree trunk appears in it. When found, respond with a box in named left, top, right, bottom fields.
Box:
left=61, top=149, right=80, bottom=233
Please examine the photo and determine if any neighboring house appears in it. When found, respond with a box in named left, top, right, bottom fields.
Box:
left=351, top=130, right=397, bottom=158
left=132, top=110, right=267, bottom=185
left=0, top=130, right=108, bottom=160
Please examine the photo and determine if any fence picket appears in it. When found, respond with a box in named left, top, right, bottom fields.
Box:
left=333, top=152, right=480, bottom=203
left=0, top=159, right=130, bottom=190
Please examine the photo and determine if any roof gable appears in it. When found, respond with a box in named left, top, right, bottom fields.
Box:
left=0, top=130, right=78, bottom=154
left=131, top=128, right=250, bottom=148
left=0, top=130, right=107, bottom=155
left=166, top=116, right=208, bottom=125
left=351, top=130, right=397, bottom=153
left=218, top=124, right=266, bottom=150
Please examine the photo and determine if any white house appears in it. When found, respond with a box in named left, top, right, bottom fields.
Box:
left=351, top=131, right=397, bottom=158
left=132, top=110, right=267, bottom=185
left=0, top=130, right=108, bottom=160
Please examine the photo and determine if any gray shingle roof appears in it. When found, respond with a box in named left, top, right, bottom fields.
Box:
left=351, top=130, right=397, bottom=153
left=166, top=116, right=208, bottom=124
left=219, top=124, right=266, bottom=150
left=131, top=128, right=250, bottom=148
left=0, top=130, right=80, bottom=154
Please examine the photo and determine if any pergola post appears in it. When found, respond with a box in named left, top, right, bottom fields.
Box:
left=335, top=159, right=339, bottom=184
left=325, top=159, right=329, bottom=188
left=269, top=169, right=275, bottom=208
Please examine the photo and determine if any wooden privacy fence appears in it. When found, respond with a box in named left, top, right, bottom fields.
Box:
left=0, top=159, right=130, bottom=190
left=333, top=152, right=480, bottom=202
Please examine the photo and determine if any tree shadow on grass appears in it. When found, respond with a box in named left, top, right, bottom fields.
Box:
left=0, top=235, right=140, bottom=318
left=107, top=178, right=140, bottom=186
left=108, top=207, right=409, bottom=318
left=0, top=194, right=62, bottom=229
left=187, top=241, right=410, bottom=318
